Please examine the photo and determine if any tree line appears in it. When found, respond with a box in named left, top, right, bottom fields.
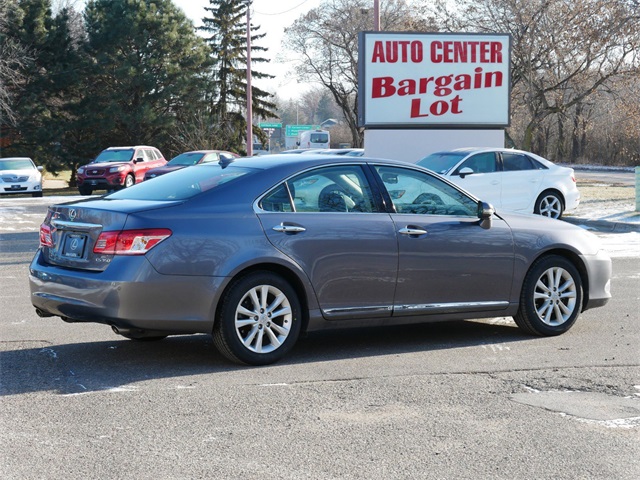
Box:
left=1, top=0, right=638, bottom=177
left=283, top=0, right=639, bottom=165
left=0, top=0, right=276, bottom=180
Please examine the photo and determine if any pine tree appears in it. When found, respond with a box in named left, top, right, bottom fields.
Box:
left=81, top=0, right=210, bottom=157
left=1, top=0, right=86, bottom=173
left=199, top=0, right=277, bottom=152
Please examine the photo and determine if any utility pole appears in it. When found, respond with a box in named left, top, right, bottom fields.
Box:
left=245, top=0, right=253, bottom=156
left=374, top=0, right=380, bottom=31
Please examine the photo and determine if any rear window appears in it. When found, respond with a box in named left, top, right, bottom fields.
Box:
left=106, top=164, right=254, bottom=201
left=310, top=133, right=329, bottom=143
left=168, top=152, right=206, bottom=166
left=94, top=149, right=134, bottom=163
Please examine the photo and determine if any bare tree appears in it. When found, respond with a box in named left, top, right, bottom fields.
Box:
left=0, top=0, right=31, bottom=129
left=430, top=0, right=640, bottom=162
left=283, top=0, right=432, bottom=147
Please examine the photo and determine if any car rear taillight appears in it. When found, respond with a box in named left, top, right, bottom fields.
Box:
left=39, top=224, right=53, bottom=247
left=93, top=229, right=172, bottom=255
left=571, top=175, right=576, bottom=183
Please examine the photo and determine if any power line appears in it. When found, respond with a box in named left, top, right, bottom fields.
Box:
left=253, top=0, right=315, bottom=16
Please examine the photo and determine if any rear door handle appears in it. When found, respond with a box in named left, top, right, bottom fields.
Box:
left=272, top=224, right=306, bottom=234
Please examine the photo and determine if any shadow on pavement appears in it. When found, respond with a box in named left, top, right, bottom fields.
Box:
left=0, top=320, right=530, bottom=396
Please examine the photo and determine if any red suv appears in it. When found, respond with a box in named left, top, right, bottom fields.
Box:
left=76, top=146, right=167, bottom=195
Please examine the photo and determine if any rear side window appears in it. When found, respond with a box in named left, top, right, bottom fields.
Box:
left=106, top=164, right=253, bottom=201
left=260, top=165, right=377, bottom=213
left=502, top=153, right=542, bottom=171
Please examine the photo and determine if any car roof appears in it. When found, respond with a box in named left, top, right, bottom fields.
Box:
left=0, top=157, right=33, bottom=161
left=180, top=150, right=232, bottom=154
left=103, top=146, right=156, bottom=150
left=230, top=153, right=410, bottom=171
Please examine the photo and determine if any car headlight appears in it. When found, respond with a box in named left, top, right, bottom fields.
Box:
left=77, top=167, right=85, bottom=174
left=109, top=165, right=126, bottom=173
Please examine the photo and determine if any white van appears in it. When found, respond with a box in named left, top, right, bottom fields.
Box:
left=298, top=129, right=330, bottom=149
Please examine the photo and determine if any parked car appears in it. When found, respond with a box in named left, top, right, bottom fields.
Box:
left=0, top=157, right=43, bottom=197
left=417, top=147, right=580, bottom=219
left=31, top=155, right=611, bottom=366
left=76, top=146, right=166, bottom=195
left=144, top=150, right=238, bottom=181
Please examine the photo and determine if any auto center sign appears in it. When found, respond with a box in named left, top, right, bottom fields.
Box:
left=358, top=32, right=511, bottom=128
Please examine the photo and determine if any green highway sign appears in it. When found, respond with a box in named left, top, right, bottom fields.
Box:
left=285, top=124, right=320, bottom=137
left=258, top=122, right=282, bottom=129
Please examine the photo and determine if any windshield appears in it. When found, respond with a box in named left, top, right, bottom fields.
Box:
left=94, top=149, right=134, bottom=163
left=167, top=152, right=206, bottom=166
left=0, top=159, right=34, bottom=170
left=106, top=164, right=253, bottom=201
left=417, top=152, right=467, bottom=174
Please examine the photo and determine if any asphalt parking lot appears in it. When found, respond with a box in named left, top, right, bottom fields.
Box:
left=1, top=179, right=638, bottom=479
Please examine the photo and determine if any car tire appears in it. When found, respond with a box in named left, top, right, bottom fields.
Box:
left=78, top=186, right=93, bottom=196
left=124, top=174, right=135, bottom=188
left=514, top=255, right=583, bottom=336
left=534, top=190, right=564, bottom=219
left=213, top=271, right=302, bottom=365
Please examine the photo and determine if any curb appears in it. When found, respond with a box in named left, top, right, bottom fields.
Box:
left=563, top=216, right=640, bottom=233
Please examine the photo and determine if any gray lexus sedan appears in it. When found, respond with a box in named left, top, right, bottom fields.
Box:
left=30, top=155, right=612, bottom=365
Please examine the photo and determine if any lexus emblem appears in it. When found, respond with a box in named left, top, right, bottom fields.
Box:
left=70, top=238, right=79, bottom=250
left=69, top=209, right=77, bottom=220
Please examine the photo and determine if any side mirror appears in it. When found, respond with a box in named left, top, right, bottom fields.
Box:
left=477, top=201, right=495, bottom=229
left=459, top=167, right=474, bottom=179
left=37, top=166, right=44, bottom=172
left=134, top=157, right=144, bottom=163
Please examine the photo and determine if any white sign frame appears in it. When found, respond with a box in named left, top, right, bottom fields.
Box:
left=358, top=32, right=511, bottom=129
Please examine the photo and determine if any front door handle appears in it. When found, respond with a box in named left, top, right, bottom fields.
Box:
left=272, top=224, right=306, bottom=234
left=398, top=227, right=428, bottom=236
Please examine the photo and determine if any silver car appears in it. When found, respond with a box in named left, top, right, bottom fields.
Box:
left=30, top=155, right=611, bottom=365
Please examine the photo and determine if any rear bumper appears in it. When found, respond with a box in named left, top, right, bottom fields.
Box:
left=564, top=188, right=581, bottom=214
left=29, top=250, right=225, bottom=334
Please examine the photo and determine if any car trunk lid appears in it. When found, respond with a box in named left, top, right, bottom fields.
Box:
left=39, top=199, right=178, bottom=271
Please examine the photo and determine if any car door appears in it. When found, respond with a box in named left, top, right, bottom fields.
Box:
left=499, top=152, right=546, bottom=212
left=257, top=164, right=398, bottom=320
left=373, top=165, right=515, bottom=316
left=448, top=152, right=502, bottom=208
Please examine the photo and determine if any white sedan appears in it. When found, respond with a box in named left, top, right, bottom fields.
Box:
left=417, top=148, right=580, bottom=219
left=0, top=157, right=43, bottom=197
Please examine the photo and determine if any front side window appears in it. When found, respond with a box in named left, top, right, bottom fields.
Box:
left=260, top=165, right=377, bottom=213
left=375, top=165, right=477, bottom=217
left=201, top=153, right=220, bottom=163
left=453, top=152, right=497, bottom=175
